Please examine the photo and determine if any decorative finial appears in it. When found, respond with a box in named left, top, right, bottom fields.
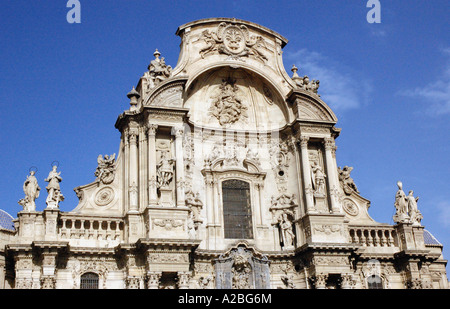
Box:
left=291, top=65, right=299, bottom=78
left=127, top=86, right=140, bottom=111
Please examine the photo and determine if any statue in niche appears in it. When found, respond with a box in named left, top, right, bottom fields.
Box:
left=311, top=161, right=326, bottom=196
left=338, top=166, right=359, bottom=195
left=209, top=78, right=248, bottom=126
left=406, top=190, right=423, bottom=226
left=156, top=150, right=175, bottom=189
left=18, top=170, right=40, bottom=211
left=279, top=213, right=295, bottom=249
left=45, top=165, right=64, bottom=208
left=187, top=212, right=197, bottom=239
left=95, top=154, right=116, bottom=184
left=185, top=190, right=203, bottom=223
left=144, top=49, right=172, bottom=90
left=270, top=193, right=297, bottom=249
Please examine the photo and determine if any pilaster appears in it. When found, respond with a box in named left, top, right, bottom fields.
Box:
left=323, top=137, right=341, bottom=214
left=128, top=128, right=139, bottom=213
left=298, top=136, right=315, bottom=214
left=147, top=123, right=158, bottom=206
left=174, top=126, right=186, bottom=207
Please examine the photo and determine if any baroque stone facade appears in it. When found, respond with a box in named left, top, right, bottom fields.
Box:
left=0, top=18, right=448, bottom=289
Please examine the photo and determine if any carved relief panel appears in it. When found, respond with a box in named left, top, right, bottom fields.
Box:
left=214, top=245, right=270, bottom=289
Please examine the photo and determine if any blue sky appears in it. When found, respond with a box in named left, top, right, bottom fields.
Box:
left=1, top=1, right=449, bottom=269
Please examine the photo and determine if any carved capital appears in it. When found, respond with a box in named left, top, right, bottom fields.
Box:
left=40, top=276, right=56, bottom=289
left=177, top=271, right=192, bottom=289
left=323, top=137, right=335, bottom=150
left=128, top=130, right=139, bottom=145
left=315, top=273, right=328, bottom=289
left=299, top=136, right=310, bottom=148
left=147, top=123, right=158, bottom=136
left=173, top=126, right=185, bottom=138
left=126, top=276, right=141, bottom=289
left=147, top=271, right=162, bottom=289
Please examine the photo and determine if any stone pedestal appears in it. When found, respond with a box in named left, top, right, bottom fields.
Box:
left=395, top=223, right=426, bottom=251
left=145, top=206, right=190, bottom=239
left=313, top=194, right=328, bottom=213
left=17, top=211, right=41, bottom=241
left=158, top=187, right=174, bottom=207
left=300, top=213, right=348, bottom=244
left=44, top=209, right=60, bottom=241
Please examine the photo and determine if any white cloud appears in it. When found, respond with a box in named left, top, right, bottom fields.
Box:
left=436, top=201, right=450, bottom=229
left=285, top=49, right=372, bottom=111
left=399, top=48, right=450, bottom=116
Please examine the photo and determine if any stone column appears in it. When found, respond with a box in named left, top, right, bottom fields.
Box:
left=174, top=126, right=185, bottom=207
left=205, top=175, right=215, bottom=250
left=128, top=129, right=139, bottom=212
left=147, top=271, right=162, bottom=289
left=147, top=123, right=158, bottom=205
left=324, top=137, right=341, bottom=213
left=299, top=136, right=315, bottom=213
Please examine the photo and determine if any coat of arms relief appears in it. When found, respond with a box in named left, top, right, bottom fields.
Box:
left=209, top=77, right=248, bottom=126
left=198, top=22, right=269, bottom=62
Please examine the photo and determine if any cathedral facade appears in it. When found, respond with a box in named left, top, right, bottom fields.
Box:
left=0, top=18, right=448, bottom=289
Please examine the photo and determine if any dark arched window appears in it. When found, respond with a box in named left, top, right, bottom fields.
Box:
left=80, top=272, right=99, bottom=289
left=222, top=180, right=253, bottom=239
left=367, top=275, right=383, bottom=289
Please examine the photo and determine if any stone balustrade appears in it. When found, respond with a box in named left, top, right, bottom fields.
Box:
left=58, top=214, right=124, bottom=242
left=348, top=225, right=396, bottom=247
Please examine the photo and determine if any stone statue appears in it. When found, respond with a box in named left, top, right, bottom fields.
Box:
left=185, top=190, right=203, bottom=223
left=393, top=181, right=409, bottom=223
left=338, top=166, right=359, bottom=195
left=280, top=213, right=295, bottom=249
left=187, top=212, right=197, bottom=239
left=311, top=161, right=326, bottom=196
left=291, top=66, right=320, bottom=95
left=156, top=151, right=175, bottom=188
left=144, top=49, right=172, bottom=90
left=18, top=170, right=40, bottom=211
left=45, top=165, right=64, bottom=208
left=393, top=181, right=423, bottom=225
left=95, top=154, right=116, bottom=184
left=406, top=190, right=423, bottom=226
